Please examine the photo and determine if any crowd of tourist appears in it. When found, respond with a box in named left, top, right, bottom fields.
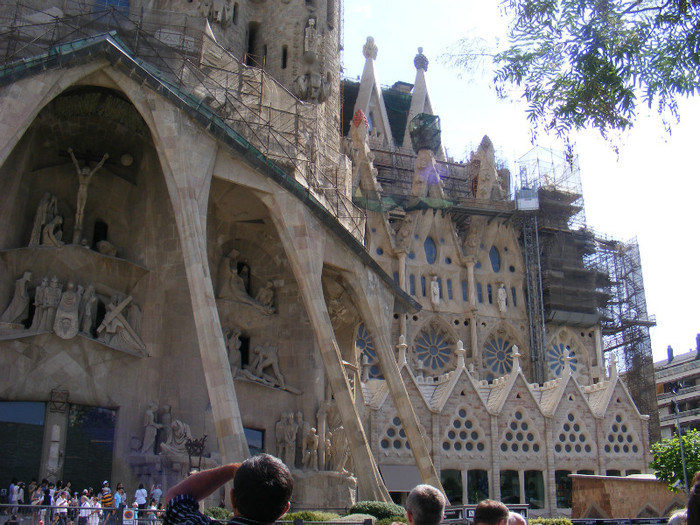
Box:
left=4, top=478, right=164, bottom=525
left=8, top=458, right=700, bottom=525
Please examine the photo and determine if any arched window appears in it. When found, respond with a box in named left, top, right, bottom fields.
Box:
left=409, top=275, right=416, bottom=295
left=487, top=284, right=493, bottom=304
left=281, top=45, right=288, bottom=69
left=489, top=246, right=501, bottom=272
left=476, top=283, right=483, bottom=303
left=424, top=237, right=437, bottom=264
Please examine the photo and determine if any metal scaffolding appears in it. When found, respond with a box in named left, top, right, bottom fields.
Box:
left=588, top=236, right=660, bottom=442
left=0, top=0, right=366, bottom=240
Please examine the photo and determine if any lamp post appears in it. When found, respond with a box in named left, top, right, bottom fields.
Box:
left=670, top=381, right=689, bottom=496
left=185, top=434, right=208, bottom=476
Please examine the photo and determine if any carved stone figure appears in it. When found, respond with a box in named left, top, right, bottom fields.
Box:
left=295, top=410, right=310, bottom=467
left=275, top=416, right=286, bottom=459
left=42, top=215, right=64, bottom=247
left=68, top=148, right=109, bottom=244
left=160, top=419, right=193, bottom=457
left=29, top=192, right=58, bottom=247
left=430, top=275, right=440, bottom=308
left=302, top=427, right=319, bottom=471
left=245, top=343, right=285, bottom=388
left=283, top=412, right=297, bottom=467
left=79, top=285, right=97, bottom=335
left=97, top=295, right=146, bottom=354
left=53, top=280, right=83, bottom=339
left=225, top=327, right=242, bottom=376
left=158, top=404, right=172, bottom=450
left=330, top=426, right=350, bottom=473
left=254, top=281, right=275, bottom=312
left=498, top=284, right=507, bottom=313
left=30, top=276, right=49, bottom=331
left=42, top=276, right=62, bottom=331
left=303, top=17, right=320, bottom=57
left=140, top=402, right=162, bottom=455
left=0, top=271, right=32, bottom=324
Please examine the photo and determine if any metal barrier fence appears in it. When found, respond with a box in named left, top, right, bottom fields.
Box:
left=0, top=504, right=163, bottom=525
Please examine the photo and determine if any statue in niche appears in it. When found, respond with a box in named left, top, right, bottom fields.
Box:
left=30, top=276, right=49, bottom=331
left=160, top=419, right=193, bottom=457
left=324, top=431, right=332, bottom=470
left=29, top=193, right=58, bottom=247
left=302, top=427, right=319, bottom=471
left=243, top=343, right=286, bottom=389
left=254, top=281, right=275, bottom=313
left=97, top=295, right=146, bottom=354
left=224, top=327, right=242, bottom=376
left=140, top=402, right=162, bottom=455
left=42, top=277, right=62, bottom=332
left=430, top=275, right=440, bottom=308
left=68, top=148, right=109, bottom=245
left=303, top=17, right=320, bottom=57
left=293, top=18, right=330, bottom=103
left=79, top=285, right=98, bottom=335
left=41, top=215, right=64, bottom=247
left=498, top=284, right=507, bottom=313
left=53, top=281, right=83, bottom=339
left=217, top=250, right=272, bottom=313
left=0, top=271, right=32, bottom=325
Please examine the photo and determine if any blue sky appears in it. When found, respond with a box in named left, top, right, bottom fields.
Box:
left=342, top=1, right=700, bottom=362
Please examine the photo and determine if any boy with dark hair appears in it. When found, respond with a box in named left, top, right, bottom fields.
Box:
left=405, top=485, right=446, bottom=525
left=164, top=454, right=293, bottom=525
left=473, top=500, right=509, bottom=525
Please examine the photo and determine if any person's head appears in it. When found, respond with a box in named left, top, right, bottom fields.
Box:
left=232, top=454, right=293, bottom=523
left=473, top=500, right=509, bottom=525
left=139, top=483, right=144, bottom=490
left=668, top=509, right=687, bottom=525
left=406, top=485, right=446, bottom=525
left=508, top=513, right=527, bottom=525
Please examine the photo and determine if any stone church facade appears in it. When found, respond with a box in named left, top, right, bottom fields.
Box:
left=0, top=0, right=650, bottom=518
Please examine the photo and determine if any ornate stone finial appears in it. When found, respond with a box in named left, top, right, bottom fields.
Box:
left=511, top=344, right=521, bottom=373
left=455, top=340, right=466, bottom=369
left=397, top=334, right=408, bottom=366
left=608, top=354, right=618, bottom=379
left=563, top=348, right=573, bottom=375
left=352, top=109, right=368, bottom=128
left=468, top=362, right=475, bottom=373
left=363, top=36, right=378, bottom=60
left=414, top=46, right=429, bottom=71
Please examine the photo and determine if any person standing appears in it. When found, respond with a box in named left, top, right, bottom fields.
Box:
left=134, top=484, right=148, bottom=525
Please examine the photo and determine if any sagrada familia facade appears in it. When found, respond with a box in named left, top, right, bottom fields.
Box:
left=0, top=0, right=660, bottom=518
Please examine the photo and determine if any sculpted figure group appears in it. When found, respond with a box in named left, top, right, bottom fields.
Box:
left=0, top=272, right=145, bottom=354
left=274, top=406, right=350, bottom=475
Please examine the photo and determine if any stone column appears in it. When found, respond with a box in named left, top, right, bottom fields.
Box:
left=397, top=251, right=408, bottom=339
left=143, top=92, right=249, bottom=464
left=264, top=194, right=389, bottom=501
left=351, top=271, right=444, bottom=495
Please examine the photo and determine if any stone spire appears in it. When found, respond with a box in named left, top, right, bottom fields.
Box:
left=353, top=37, right=394, bottom=147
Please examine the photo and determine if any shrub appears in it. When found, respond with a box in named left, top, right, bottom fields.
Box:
left=376, top=516, right=408, bottom=525
left=529, top=518, right=573, bottom=525
left=332, top=514, right=376, bottom=523
left=347, top=502, right=406, bottom=521
left=283, top=511, right=341, bottom=522
left=204, top=507, right=233, bottom=521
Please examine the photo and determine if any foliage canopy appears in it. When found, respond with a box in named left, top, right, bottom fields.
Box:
left=650, top=428, right=700, bottom=491
left=451, top=0, right=700, bottom=137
